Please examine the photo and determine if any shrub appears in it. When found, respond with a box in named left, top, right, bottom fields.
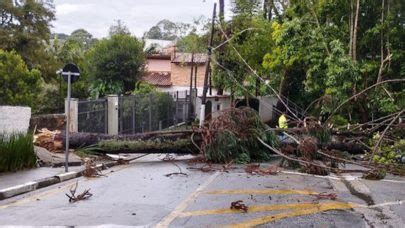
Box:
left=0, top=49, right=42, bottom=107
left=86, top=34, right=146, bottom=96
left=0, top=133, right=37, bottom=172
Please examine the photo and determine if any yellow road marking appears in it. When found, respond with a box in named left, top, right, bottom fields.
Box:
left=155, top=171, right=221, bottom=228
left=205, top=189, right=319, bottom=195
left=179, top=202, right=328, bottom=217
left=229, top=202, right=355, bottom=227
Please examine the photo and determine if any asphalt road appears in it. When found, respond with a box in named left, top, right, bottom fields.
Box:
left=1, top=154, right=404, bottom=227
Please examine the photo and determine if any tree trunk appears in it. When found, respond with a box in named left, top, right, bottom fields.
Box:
left=263, top=0, right=269, bottom=20
left=352, top=0, right=360, bottom=61
left=349, top=0, right=353, bottom=57
left=377, top=0, right=385, bottom=83
left=61, top=130, right=195, bottom=148
left=275, top=68, right=292, bottom=114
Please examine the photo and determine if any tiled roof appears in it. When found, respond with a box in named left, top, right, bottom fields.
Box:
left=147, top=54, right=171, bottom=60
left=143, top=71, right=172, bottom=87
left=171, top=53, right=207, bottom=64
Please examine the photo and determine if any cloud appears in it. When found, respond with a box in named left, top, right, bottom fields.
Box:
left=52, top=0, right=232, bottom=38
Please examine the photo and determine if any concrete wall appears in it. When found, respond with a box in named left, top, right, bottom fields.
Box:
left=0, top=106, right=31, bottom=135
left=30, top=114, right=65, bottom=131
left=195, top=96, right=232, bottom=120
left=171, top=63, right=207, bottom=87
left=258, top=96, right=278, bottom=123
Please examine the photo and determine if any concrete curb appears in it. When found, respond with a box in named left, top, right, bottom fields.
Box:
left=0, top=182, right=38, bottom=200
left=0, top=161, right=118, bottom=201
left=56, top=171, right=81, bottom=182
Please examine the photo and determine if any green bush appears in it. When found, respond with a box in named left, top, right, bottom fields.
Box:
left=0, top=49, right=42, bottom=107
left=0, top=133, right=37, bottom=172
left=86, top=34, right=146, bottom=96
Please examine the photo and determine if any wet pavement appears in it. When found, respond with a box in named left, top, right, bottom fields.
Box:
left=0, top=154, right=404, bottom=227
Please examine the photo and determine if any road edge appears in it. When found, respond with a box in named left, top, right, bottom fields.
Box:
left=0, top=161, right=117, bottom=201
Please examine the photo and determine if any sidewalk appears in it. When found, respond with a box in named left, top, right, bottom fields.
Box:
left=0, top=166, right=83, bottom=189
left=0, top=154, right=148, bottom=200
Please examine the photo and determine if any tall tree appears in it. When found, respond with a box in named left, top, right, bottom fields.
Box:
left=143, top=19, right=191, bottom=40
left=86, top=34, right=146, bottom=97
left=69, top=29, right=97, bottom=50
left=109, top=19, right=131, bottom=36
left=0, top=49, right=42, bottom=107
left=0, top=0, right=55, bottom=80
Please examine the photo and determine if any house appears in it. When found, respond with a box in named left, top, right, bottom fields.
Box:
left=143, top=42, right=214, bottom=96
left=169, top=52, right=208, bottom=95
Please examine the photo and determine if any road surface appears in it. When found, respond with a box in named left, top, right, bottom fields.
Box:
left=1, top=154, right=404, bottom=227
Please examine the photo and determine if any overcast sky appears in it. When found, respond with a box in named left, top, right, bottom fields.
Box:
left=52, top=0, right=233, bottom=38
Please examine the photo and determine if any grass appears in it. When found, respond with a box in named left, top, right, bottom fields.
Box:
left=0, top=133, right=37, bottom=172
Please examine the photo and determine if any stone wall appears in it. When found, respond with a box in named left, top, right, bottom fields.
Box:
left=0, top=106, right=31, bottom=134
left=29, top=114, right=65, bottom=131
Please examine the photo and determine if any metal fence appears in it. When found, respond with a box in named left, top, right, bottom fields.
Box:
left=78, top=99, right=108, bottom=134
left=118, top=90, right=192, bottom=134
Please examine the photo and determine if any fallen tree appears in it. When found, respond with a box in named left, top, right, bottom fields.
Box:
left=88, top=138, right=198, bottom=154
left=60, top=130, right=195, bottom=148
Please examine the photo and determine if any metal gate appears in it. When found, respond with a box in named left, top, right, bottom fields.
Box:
left=78, top=99, right=108, bottom=134
left=118, top=91, right=191, bottom=134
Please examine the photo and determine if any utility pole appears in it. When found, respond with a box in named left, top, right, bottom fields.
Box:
left=65, top=72, right=71, bottom=172
left=199, top=3, right=216, bottom=127
left=189, top=53, right=194, bottom=121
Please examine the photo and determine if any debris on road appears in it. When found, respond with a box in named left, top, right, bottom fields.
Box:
left=164, top=172, right=188, bottom=177
left=82, top=159, right=104, bottom=178
left=311, top=192, right=337, bottom=200
left=165, top=161, right=188, bottom=177
left=230, top=200, right=249, bottom=213
left=65, top=182, right=93, bottom=203
left=245, top=164, right=279, bottom=175
left=362, top=169, right=386, bottom=180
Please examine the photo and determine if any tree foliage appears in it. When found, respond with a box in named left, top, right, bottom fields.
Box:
left=0, top=49, right=42, bottom=107
left=86, top=34, right=146, bottom=97
left=211, top=0, right=404, bottom=122
left=0, top=0, right=55, bottom=81
left=109, top=20, right=131, bottom=36
left=143, top=19, right=191, bottom=40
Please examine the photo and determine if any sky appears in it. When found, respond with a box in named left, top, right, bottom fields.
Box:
left=52, top=0, right=233, bottom=38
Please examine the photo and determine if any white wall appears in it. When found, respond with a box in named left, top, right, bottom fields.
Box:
left=0, top=106, right=31, bottom=135
left=258, top=96, right=278, bottom=122
left=195, top=96, right=232, bottom=120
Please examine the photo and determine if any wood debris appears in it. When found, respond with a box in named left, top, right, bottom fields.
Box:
left=33, top=128, right=63, bottom=152
left=245, top=164, right=279, bottom=175
left=311, top=192, right=337, bottom=200
left=230, top=200, right=249, bottom=213
left=82, top=159, right=104, bottom=178
left=65, top=182, right=93, bottom=203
